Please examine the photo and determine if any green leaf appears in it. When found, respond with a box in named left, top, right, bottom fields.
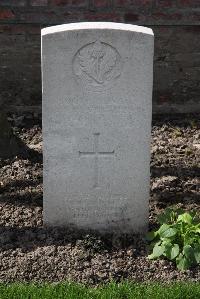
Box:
left=170, top=244, right=180, bottom=260
left=158, top=212, right=170, bottom=225
left=158, top=223, right=179, bottom=239
left=176, top=208, right=184, bottom=216
left=148, top=253, right=155, bottom=260
left=162, top=239, right=172, bottom=246
left=184, top=233, right=193, bottom=246
left=162, top=242, right=173, bottom=259
left=183, top=245, right=193, bottom=258
left=178, top=213, right=192, bottom=224
left=176, top=254, right=191, bottom=271
left=189, top=225, right=200, bottom=234
left=160, top=227, right=177, bottom=238
left=158, top=224, right=170, bottom=235
left=147, top=207, right=200, bottom=271
left=194, top=245, right=200, bottom=263
left=183, top=245, right=196, bottom=263
left=157, top=208, right=176, bottom=225
left=148, top=242, right=164, bottom=259
left=153, top=243, right=165, bottom=257
left=157, top=214, right=167, bottom=225
left=146, top=231, right=157, bottom=241
left=163, top=243, right=179, bottom=260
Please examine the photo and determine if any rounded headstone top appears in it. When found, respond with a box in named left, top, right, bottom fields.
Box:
left=41, top=22, right=154, bottom=36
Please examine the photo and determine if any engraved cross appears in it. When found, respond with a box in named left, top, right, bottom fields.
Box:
left=79, top=133, right=115, bottom=188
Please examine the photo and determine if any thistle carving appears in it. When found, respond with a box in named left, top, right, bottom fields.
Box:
left=73, top=40, right=121, bottom=87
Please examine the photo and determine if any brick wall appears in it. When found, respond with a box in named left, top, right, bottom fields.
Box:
left=0, top=0, right=200, bottom=114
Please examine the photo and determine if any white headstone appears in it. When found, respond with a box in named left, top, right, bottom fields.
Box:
left=42, top=22, right=154, bottom=233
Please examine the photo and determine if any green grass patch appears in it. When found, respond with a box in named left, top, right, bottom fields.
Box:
left=0, top=282, right=200, bottom=299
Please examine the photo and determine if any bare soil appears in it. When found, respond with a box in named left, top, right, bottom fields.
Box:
left=0, top=113, right=199, bottom=284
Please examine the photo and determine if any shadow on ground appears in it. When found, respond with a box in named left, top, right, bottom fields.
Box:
left=0, top=224, right=146, bottom=256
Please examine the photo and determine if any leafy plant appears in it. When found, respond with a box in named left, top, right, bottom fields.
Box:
left=146, top=208, right=200, bottom=271
left=172, top=128, right=182, bottom=138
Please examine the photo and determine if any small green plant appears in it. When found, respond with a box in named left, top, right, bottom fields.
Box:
left=172, top=128, right=182, bottom=138
left=147, top=208, right=200, bottom=271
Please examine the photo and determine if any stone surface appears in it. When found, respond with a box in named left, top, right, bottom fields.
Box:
left=42, top=22, right=154, bottom=233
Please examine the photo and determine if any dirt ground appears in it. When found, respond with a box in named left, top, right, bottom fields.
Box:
left=0, top=113, right=199, bottom=284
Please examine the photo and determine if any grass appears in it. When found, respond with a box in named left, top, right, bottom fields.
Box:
left=0, top=282, right=200, bottom=299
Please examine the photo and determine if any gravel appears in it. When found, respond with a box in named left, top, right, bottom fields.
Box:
left=0, top=113, right=199, bottom=284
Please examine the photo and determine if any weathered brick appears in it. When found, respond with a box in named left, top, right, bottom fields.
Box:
left=0, top=0, right=200, bottom=114
left=71, top=0, right=87, bottom=6
left=0, top=25, right=11, bottom=33
left=173, top=53, right=200, bottom=68
left=0, top=0, right=26, bottom=6
left=84, top=12, right=122, bottom=22
left=26, top=25, right=41, bottom=35
left=154, top=0, right=174, bottom=8
left=114, top=0, right=129, bottom=6
left=19, top=10, right=58, bottom=23
left=115, top=0, right=152, bottom=8
left=177, top=0, right=200, bottom=7
left=30, top=0, right=48, bottom=6
left=60, top=11, right=83, bottom=21
left=186, top=11, right=200, bottom=22
left=93, top=0, right=110, bottom=9
left=0, top=35, right=26, bottom=50
left=185, top=26, right=200, bottom=33
left=0, top=24, right=27, bottom=34
left=50, top=0, right=69, bottom=4
left=150, top=11, right=183, bottom=25
left=124, top=13, right=140, bottom=22
left=50, top=0, right=87, bottom=6
left=0, top=9, right=15, bottom=20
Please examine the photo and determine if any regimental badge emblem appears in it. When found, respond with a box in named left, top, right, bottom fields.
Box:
left=73, top=40, right=121, bottom=88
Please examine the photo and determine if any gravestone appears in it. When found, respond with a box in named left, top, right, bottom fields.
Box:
left=42, top=22, right=154, bottom=233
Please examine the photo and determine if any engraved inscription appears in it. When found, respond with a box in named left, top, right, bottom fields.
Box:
left=73, top=40, right=121, bottom=88
left=79, top=133, right=115, bottom=188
